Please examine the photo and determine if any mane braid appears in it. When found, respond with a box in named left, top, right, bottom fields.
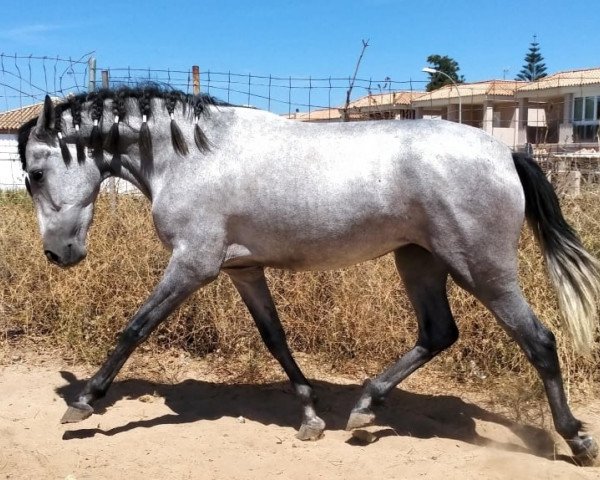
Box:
left=103, top=88, right=128, bottom=154
left=54, top=105, right=72, bottom=164
left=137, top=87, right=154, bottom=161
left=88, top=91, right=106, bottom=158
left=193, top=97, right=212, bottom=153
left=69, top=97, right=86, bottom=163
left=166, top=91, right=189, bottom=156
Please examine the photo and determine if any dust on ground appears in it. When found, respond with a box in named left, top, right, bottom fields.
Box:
left=1, top=348, right=599, bottom=480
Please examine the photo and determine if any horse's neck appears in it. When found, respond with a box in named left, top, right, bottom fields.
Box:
left=105, top=105, right=266, bottom=200
left=108, top=109, right=225, bottom=200
left=109, top=153, right=154, bottom=198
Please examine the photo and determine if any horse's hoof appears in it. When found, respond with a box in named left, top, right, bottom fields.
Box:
left=296, top=417, right=325, bottom=441
left=60, top=402, right=94, bottom=424
left=568, top=435, right=599, bottom=466
left=351, top=429, right=378, bottom=444
left=345, top=409, right=375, bottom=431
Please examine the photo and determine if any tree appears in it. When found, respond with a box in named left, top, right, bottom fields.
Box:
left=515, top=35, right=547, bottom=81
left=424, top=55, right=465, bottom=92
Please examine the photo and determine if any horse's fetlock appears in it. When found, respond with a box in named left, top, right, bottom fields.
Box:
left=557, top=418, right=583, bottom=440
left=364, top=379, right=386, bottom=403
left=295, top=384, right=314, bottom=403
left=84, top=379, right=106, bottom=401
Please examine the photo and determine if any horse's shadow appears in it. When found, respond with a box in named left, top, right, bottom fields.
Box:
left=56, top=371, right=563, bottom=461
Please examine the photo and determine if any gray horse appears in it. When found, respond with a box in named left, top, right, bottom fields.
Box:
left=18, top=88, right=600, bottom=463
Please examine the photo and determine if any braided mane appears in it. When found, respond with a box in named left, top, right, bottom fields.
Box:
left=18, top=85, right=227, bottom=170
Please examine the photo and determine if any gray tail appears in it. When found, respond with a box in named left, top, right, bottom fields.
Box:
left=513, top=152, right=600, bottom=354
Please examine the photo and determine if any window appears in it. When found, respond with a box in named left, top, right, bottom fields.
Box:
left=492, top=111, right=502, bottom=128
left=574, top=97, right=583, bottom=120
left=584, top=97, right=594, bottom=120
left=573, top=95, right=600, bottom=141
left=573, top=125, right=599, bottom=142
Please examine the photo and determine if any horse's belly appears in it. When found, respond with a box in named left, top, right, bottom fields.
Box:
left=279, top=239, right=411, bottom=271
left=223, top=219, right=424, bottom=271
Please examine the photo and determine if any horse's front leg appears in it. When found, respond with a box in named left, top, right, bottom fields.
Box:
left=61, top=251, right=219, bottom=423
left=227, top=266, right=326, bottom=440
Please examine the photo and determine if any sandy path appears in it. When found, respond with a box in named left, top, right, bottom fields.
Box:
left=0, top=357, right=599, bottom=480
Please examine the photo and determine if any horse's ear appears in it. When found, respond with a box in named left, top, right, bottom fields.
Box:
left=36, top=95, right=55, bottom=132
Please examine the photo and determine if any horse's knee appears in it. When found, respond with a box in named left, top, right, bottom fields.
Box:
left=436, top=321, right=459, bottom=352
left=420, top=316, right=459, bottom=355
left=120, top=326, right=143, bottom=345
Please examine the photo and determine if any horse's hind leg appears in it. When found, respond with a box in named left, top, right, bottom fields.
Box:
left=227, top=266, right=326, bottom=441
left=347, top=244, right=458, bottom=430
left=463, top=277, right=598, bottom=463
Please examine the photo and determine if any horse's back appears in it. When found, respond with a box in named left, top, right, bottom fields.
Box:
left=226, top=111, right=520, bottom=205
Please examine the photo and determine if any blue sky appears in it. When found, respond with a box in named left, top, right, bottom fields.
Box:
left=1, top=0, right=599, bottom=111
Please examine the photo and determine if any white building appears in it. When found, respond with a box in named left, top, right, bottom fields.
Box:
left=411, top=80, right=525, bottom=147
left=0, top=103, right=42, bottom=190
left=411, top=67, right=600, bottom=149
left=515, top=67, right=600, bottom=146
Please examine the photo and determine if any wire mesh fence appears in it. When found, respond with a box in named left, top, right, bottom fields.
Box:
left=93, top=67, right=428, bottom=118
left=0, top=53, right=428, bottom=190
left=0, top=53, right=92, bottom=111
left=0, top=53, right=427, bottom=114
left=1, top=53, right=599, bottom=194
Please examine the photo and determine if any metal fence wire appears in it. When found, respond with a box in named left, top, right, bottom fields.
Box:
left=0, top=53, right=92, bottom=110
left=0, top=53, right=428, bottom=190
left=105, top=67, right=425, bottom=116
left=0, top=53, right=427, bottom=116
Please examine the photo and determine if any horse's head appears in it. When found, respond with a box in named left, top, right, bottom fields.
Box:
left=20, top=96, right=103, bottom=267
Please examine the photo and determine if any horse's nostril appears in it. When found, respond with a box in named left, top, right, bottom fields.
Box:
left=44, top=250, right=61, bottom=264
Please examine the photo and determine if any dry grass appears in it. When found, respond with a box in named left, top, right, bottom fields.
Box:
left=1, top=188, right=599, bottom=393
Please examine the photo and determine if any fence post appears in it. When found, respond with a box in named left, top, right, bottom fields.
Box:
left=192, top=66, right=200, bottom=95
left=101, top=70, right=110, bottom=90
left=88, top=57, right=96, bottom=92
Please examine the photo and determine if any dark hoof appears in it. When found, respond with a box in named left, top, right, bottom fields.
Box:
left=60, top=402, right=94, bottom=424
left=568, top=435, right=599, bottom=466
left=296, top=417, right=326, bottom=441
left=346, top=409, right=375, bottom=431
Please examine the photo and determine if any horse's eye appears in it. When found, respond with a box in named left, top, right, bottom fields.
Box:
left=30, top=170, right=44, bottom=182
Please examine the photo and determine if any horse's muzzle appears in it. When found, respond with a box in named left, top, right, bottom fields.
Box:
left=43, top=243, right=87, bottom=267
left=44, top=249, right=62, bottom=264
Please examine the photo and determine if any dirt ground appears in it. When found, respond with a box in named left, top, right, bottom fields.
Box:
left=1, top=350, right=599, bottom=480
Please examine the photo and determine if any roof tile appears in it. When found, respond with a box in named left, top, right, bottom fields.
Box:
left=517, top=67, right=600, bottom=91
left=0, top=103, right=43, bottom=133
left=413, top=80, right=524, bottom=104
